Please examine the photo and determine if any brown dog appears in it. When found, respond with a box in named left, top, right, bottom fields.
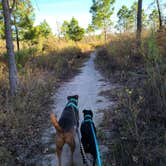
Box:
left=50, top=95, right=79, bottom=166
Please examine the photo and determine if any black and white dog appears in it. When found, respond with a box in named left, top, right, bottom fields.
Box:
left=80, top=109, right=97, bottom=166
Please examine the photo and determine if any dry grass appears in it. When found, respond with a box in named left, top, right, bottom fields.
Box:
left=96, top=31, right=166, bottom=166
left=0, top=40, right=6, bottom=55
left=0, top=70, right=55, bottom=164
left=0, top=38, right=90, bottom=164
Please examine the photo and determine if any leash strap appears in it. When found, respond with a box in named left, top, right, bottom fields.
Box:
left=76, top=128, right=90, bottom=166
left=69, top=102, right=90, bottom=166
left=81, top=119, right=102, bottom=166
left=82, top=119, right=102, bottom=166
left=67, top=100, right=91, bottom=165
left=90, top=122, right=102, bottom=166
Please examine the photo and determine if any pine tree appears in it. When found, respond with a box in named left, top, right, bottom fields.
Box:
left=137, top=0, right=142, bottom=47
left=2, top=0, right=18, bottom=96
left=90, top=0, right=115, bottom=42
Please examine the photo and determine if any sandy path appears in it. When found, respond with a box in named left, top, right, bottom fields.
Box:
left=34, top=52, right=112, bottom=166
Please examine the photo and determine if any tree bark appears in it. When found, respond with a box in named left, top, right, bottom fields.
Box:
left=156, top=0, right=162, bottom=29
left=104, top=28, right=107, bottom=44
left=2, top=0, right=18, bottom=96
left=14, top=16, right=20, bottom=51
left=136, top=0, right=142, bottom=48
left=15, top=25, right=20, bottom=51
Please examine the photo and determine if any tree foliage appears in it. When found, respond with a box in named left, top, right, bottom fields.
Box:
left=61, top=17, right=85, bottom=42
left=90, top=0, right=115, bottom=41
left=117, top=5, right=130, bottom=32
left=24, top=20, right=52, bottom=44
left=37, top=20, right=52, bottom=38
left=90, top=0, right=115, bottom=28
left=0, top=2, right=5, bottom=38
left=147, top=0, right=166, bottom=29
left=12, top=0, right=34, bottom=38
left=149, top=9, right=159, bottom=30
left=116, top=1, right=148, bottom=32
left=68, top=17, right=85, bottom=41
left=61, top=20, right=70, bottom=40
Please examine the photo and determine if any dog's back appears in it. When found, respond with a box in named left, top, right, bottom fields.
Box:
left=58, top=106, right=77, bottom=132
left=81, top=121, right=96, bottom=156
left=81, top=110, right=97, bottom=162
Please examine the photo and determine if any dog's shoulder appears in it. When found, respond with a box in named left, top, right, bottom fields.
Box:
left=58, top=105, right=77, bottom=132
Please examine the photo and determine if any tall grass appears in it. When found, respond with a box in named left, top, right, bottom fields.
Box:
left=0, top=37, right=91, bottom=164
left=96, top=31, right=166, bottom=166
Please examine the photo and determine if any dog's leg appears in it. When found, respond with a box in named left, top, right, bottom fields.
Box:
left=69, top=139, right=75, bottom=166
left=65, top=133, right=75, bottom=166
left=57, top=147, right=62, bottom=166
left=93, top=157, right=96, bottom=166
left=55, top=134, right=64, bottom=166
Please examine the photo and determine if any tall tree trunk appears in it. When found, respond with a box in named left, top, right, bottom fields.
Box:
left=156, top=0, right=162, bottom=29
left=103, top=26, right=107, bottom=44
left=14, top=1, right=20, bottom=51
left=104, top=29, right=107, bottom=43
left=15, top=25, right=20, bottom=51
left=14, top=16, right=20, bottom=51
left=2, top=0, right=18, bottom=96
left=136, top=0, right=142, bottom=48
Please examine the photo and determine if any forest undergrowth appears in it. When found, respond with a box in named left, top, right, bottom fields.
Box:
left=96, top=30, right=166, bottom=166
left=0, top=38, right=92, bottom=164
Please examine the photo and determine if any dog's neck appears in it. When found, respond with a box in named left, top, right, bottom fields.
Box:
left=68, top=98, right=78, bottom=106
left=84, top=114, right=92, bottom=121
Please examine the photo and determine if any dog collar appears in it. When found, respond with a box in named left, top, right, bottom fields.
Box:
left=66, top=102, right=79, bottom=110
left=84, top=115, right=92, bottom=119
left=82, top=119, right=94, bottom=124
left=69, top=98, right=78, bottom=103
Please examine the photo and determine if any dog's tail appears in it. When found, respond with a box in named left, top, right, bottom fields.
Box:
left=50, top=114, right=62, bottom=132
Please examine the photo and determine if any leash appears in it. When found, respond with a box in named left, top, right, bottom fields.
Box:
left=76, top=128, right=90, bottom=166
left=83, top=119, right=102, bottom=166
left=67, top=99, right=102, bottom=165
left=91, top=122, right=102, bottom=166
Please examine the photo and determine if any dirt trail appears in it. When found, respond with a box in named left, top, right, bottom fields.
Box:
left=33, top=52, right=113, bottom=165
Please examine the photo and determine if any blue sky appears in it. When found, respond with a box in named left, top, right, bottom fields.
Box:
left=31, top=0, right=153, bottom=33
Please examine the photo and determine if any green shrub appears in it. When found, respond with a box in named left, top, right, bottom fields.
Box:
left=3, top=47, right=38, bottom=70
left=33, top=46, right=82, bottom=77
left=15, top=48, right=38, bottom=66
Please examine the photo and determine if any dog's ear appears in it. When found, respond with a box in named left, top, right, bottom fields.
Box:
left=74, top=95, right=79, bottom=99
left=83, top=109, right=87, bottom=114
left=67, top=95, right=79, bottom=100
left=89, top=110, right=93, bottom=117
left=67, top=96, right=71, bottom=100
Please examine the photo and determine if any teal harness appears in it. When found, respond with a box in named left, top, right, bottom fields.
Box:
left=66, top=98, right=79, bottom=110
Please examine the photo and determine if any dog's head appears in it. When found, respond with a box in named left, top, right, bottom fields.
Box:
left=83, top=109, right=93, bottom=120
left=67, top=95, right=78, bottom=100
left=67, top=95, right=79, bottom=104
